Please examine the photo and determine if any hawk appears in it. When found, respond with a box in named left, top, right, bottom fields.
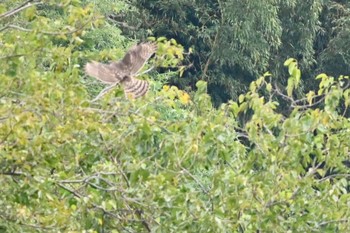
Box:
left=85, top=42, right=157, bottom=99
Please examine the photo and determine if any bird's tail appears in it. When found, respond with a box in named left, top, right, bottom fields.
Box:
left=124, top=78, right=149, bottom=99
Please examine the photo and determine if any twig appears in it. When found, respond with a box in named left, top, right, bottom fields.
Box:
left=90, top=83, right=118, bottom=102
left=181, top=168, right=209, bottom=194
left=57, top=181, right=152, bottom=232
left=107, top=15, right=139, bottom=31
left=59, top=173, right=124, bottom=192
left=0, top=0, right=42, bottom=20
left=318, top=218, right=348, bottom=227
left=0, top=16, right=101, bottom=35
left=0, top=171, right=28, bottom=176
left=135, top=66, right=154, bottom=76
left=317, top=173, right=350, bottom=182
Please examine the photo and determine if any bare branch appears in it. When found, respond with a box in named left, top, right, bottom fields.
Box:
left=57, top=182, right=83, bottom=198
left=107, top=14, right=139, bottom=30
left=0, top=171, right=28, bottom=176
left=318, top=218, right=349, bottom=227
left=59, top=172, right=125, bottom=192
left=181, top=167, right=209, bottom=194
left=90, top=83, right=119, bottom=102
left=0, top=17, right=100, bottom=35
left=57, top=181, right=151, bottom=232
left=0, top=1, right=42, bottom=20
left=318, top=173, right=350, bottom=182
left=136, top=66, right=154, bottom=76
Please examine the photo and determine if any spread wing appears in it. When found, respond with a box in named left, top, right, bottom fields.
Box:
left=84, top=61, right=126, bottom=84
left=121, top=42, right=157, bottom=75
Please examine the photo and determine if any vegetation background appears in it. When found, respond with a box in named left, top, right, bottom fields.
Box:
left=1, top=0, right=350, bottom=232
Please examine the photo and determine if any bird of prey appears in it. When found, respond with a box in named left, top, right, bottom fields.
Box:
left=85, top=42, right=157, bottom=99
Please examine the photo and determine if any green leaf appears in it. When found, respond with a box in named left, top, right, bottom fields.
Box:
left=283, top=58, right=296, bottom=66
left=238, top=94, right=245, bottom=103
left=316, top=73, right=328, bottom=80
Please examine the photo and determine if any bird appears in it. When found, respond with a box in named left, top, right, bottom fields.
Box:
left=85, top=42, right=157, bottom=99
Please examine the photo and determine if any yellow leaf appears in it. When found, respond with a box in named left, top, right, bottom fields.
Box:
left=179, top=92, right=191, bottom=105
left=163, top=85, right=170, bottom=91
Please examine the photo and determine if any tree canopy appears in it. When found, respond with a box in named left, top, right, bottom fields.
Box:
left=1, top=0, right=349, bottom=232
left=120, top=0, right=350, bottom=105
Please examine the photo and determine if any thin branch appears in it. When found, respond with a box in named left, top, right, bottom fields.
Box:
left=59, top=173, right=125, bottom=192
left=57, top=182, right=83, bottom=198
left=0, top=16, right=100, bottom=60
left=0, top=171, right=28, bottom=176
left=318, top=218, right=348, bottom=227
left=0, top=1, right=42, bottom=20
left=273, top=81, right=326, bottom=109
left=0, top=24, right=32, bottom=32
left=264, top=163, right=323, bottom=210
left=135, top=66, right=154, bottom=76
left=90, top=83, right=118, bottom=102
left=0, top=16, right=102, bottom=35
left=107, top=15, right=139, bottom=30
left=57, top=181, right=151, bottom=232
left=181, top=168, right=209, bottom=194
left=318, top=173, right=350, bottom=182
left=202, top=31, right=218, bottom=79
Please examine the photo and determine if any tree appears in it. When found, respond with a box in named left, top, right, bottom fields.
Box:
left=316, top=1, right=350, bottom=77
left=1, top=0, right=349, bottom=232
left=119, top=0, right=350, bottom=107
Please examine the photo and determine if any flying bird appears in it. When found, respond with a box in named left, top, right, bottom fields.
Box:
left=85, top=42, right=157, bottom=99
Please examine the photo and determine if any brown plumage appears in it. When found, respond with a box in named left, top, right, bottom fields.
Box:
left=85, top=42, right=157, bottom=98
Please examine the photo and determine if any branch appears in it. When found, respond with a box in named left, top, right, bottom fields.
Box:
left=0, top=171, right=28, bottom=176
left=57, top=182, right=83, bottom=198
left=0, top=24, right=33, bottom=32
left=202, top=0, right=223, bottom=80
left=59, top=172, right=125, bottom=192
left=0, top=43, right=46, bottom=60
left=181, top=167, right=209, bottom=194
left=0, top=16, right=100, bottom=35
left=202, top=29, right=219, bottom=80
left=318, top=218, right=348, bottom=227
left=136, top=66, right=154, bottom=76
left=317, top=173, right=350, bottom=182
left=90, top=83, right=118, bottom=102
left=107, top=14, right=139, bottom=31
left=264, top=163, right=322, bottom=210
left=273, top=81, right=326, bottom=109
left=57, top=182, right=151, bottom=231
left=0, top=1, right=42, bottom=20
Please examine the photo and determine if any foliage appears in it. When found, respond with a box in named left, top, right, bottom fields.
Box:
left=1, top=0, right=350, bottom=232
left=120, top=0, right=350, bottom=106
left=317, top=1, right=350, bottom=77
